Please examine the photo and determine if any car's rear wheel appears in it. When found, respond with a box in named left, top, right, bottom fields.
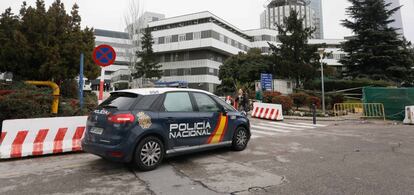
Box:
left=133, top=136, right=164, bottom=171
left=232, top=126, right=249, bottom=151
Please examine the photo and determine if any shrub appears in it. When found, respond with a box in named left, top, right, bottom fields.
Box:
left=60, top=79, right=79, bottom=99
left=272, top=96, right=293, bottom=113
left=290, top=92, right=310, bottom=109
left=59, top=93, right=98, bottom=116
left=307, top=96, right=321, bottom=109
left=0, top=85, right=53, bottom=123
left=263, top=91, right=282, bottom=103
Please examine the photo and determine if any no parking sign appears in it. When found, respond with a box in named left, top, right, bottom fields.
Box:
left=93, top=44, right=116, bottom=67
left=93, top=44, right=116, bottom=101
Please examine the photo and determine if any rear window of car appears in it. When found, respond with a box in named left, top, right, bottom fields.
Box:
left=99, top=92, right=138, bottom=111
left=134, top=94, right=160, bottom=110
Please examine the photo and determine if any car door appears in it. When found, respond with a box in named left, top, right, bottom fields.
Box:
left=159, top=92, right=201, bottom=149
left=191, top=92, right=231, bottom=145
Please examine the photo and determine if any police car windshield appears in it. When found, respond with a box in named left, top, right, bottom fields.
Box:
left=99, top=92, right=138, bottom=111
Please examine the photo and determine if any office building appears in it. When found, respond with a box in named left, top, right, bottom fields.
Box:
left=260, top=0, right=323, bottom=39
left=148, top=12, right=252, bottom=92
left=139, top=11, right=344, bottom=92
left=309, top=0, right=323, bottom=38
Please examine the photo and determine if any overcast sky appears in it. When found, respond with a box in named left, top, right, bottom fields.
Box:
left=1, top=0, right=413, bottom=42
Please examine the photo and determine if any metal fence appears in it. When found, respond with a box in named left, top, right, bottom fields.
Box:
left=334, top=103, right=386, bottom=121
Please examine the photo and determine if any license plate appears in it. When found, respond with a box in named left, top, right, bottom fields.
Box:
left=90, top=127, right=104, bottom=135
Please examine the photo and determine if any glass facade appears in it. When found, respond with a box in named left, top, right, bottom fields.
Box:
left=309, top=0, right=323, bottom=38
left=262, top=0, right=323, bottom=39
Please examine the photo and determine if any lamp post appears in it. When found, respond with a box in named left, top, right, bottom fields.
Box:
left=318, top=48, right=326, bottom=115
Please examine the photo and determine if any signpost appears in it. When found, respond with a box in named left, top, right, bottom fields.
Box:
left=79, top=53, right=84, bottom=110
left=260, top=73, right=273, bottom=92
left=92, top=44, right=116, bottom=103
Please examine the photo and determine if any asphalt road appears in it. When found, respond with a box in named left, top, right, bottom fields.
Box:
left=1, top=119, right=413, bottom=195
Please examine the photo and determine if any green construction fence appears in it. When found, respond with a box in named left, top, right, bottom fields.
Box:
left=363, top=87, right=414, bottom=121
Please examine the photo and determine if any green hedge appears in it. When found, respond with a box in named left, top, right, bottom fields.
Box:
left=0, top=82, right=98, bottom=128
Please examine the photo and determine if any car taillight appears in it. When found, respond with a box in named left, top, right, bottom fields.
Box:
left=107, top=113, right=135, bottom=124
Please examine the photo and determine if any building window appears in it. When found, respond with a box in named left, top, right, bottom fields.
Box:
left=165, top=36, right=171, bottom=43
left=171, top=35, right=178, bottom=42
left=211, top=31, right=220, bottom=40
left=201, top=30, right=212, bottom=39
left=179, top=34, right=186, bottom=42
left=186, top=33, right=193, bottom=40
left=231, top=40, right=236, bottom=47
left=191, top=67, right=206, bottom=75
left=170, top=69, right=178, bottom=76
left=183, top=52, right=190, bottom=60
left=105, top=71, right=114, bottom=75
left=184, top=68, right=191, bottom=75
left=159, top=55, right=165, bottom=63
left=164, top=69, right=171, bottom=76
left=177, top=69, right=184, bottom=76
left=238, top=43, right=243, bottom=50
left=194, top=32, right=201, bottom=39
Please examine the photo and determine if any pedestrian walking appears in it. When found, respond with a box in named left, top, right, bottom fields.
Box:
left=235, top=89, right=244, bottom=112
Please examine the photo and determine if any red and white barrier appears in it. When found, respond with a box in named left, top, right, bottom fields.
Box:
left=0, top=116, right=87, bottom=159
left=251, top=102, right=283, bottom=121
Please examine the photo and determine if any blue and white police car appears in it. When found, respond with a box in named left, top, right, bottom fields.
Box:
left=82, top=88, right=251, bottom=171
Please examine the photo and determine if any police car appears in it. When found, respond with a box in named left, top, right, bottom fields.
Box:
left=82, top=88, right=250, bottom=171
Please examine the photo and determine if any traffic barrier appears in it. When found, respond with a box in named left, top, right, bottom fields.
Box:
left=403, top=106, right=414, bottom=125
left=0, top=116, right=87, bottom=159
left=334, top=103, right=385, bottom=121
left=251, top=102, right=283, bottom=121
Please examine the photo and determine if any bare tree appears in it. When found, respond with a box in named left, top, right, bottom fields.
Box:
left=123, top=0, right=145, bottom=87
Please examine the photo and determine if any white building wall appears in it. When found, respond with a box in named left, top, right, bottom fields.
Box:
left=159, top=59, right=222, bottom=70
left=151, top=23, right=251, bottom=53
left=160, top=75, right=220, bottom=85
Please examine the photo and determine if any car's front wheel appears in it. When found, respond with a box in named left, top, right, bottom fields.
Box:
left=133, top=136, right=164, bottom=171
left=232, top=126, right=249, bottom=151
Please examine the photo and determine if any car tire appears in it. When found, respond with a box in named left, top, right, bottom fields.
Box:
left=133, top=136, right=165, bottom=171
left=231, top=126, right=249, bottom=151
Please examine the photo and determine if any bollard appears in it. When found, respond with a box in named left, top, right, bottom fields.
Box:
left=312, top=104, right=317, bottom=125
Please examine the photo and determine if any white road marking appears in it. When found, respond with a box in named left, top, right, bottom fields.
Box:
left=251, top=130, right=278, bottom=136
left=257, top=123, right=304, bottom=131
left=251, top=125, right=292, bottom=133
left=250, top=135, right=261, bottom=139
left=267, top=122, right=316, bottom=129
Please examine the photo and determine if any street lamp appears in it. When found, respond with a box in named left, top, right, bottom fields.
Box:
left=318, top=48, right=326, bottom=115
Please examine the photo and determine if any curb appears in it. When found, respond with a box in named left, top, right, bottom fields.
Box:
left=283, top=116, right=343, bottom=121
